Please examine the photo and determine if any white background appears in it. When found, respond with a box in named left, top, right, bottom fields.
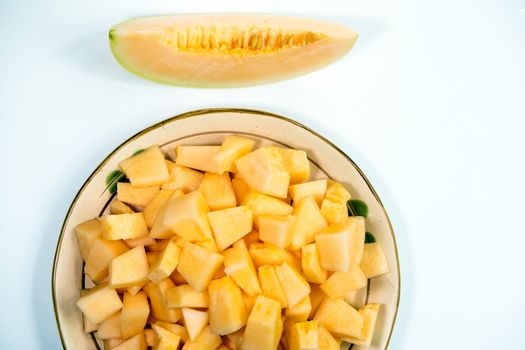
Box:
left=1, top=0, right=524, bottom=348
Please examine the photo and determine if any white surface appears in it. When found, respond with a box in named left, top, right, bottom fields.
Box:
left=0, top=0, right=523, bottom=348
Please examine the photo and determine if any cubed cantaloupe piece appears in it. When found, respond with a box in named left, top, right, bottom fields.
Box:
left=285, top=295, right=311, bottom=322
left=320, top=266, right=367, bottom=299
left=112, top=333, right=147, bottom=350
left=117, top=182, right=159, bottom=207
left=301, top=243, right=327, bottom=284
left=181, top=308, right=209, bottom=341
left=198, top=172, right=237, bottom=210
left=242, top=191, right=293, bottom=226
left=166, top=284, right=209, bottom=308
left=152, top=324, right=181, bottom=350
left=344, top=287, right=367, bottom=309
left=161, top=191, right=212, bottom=241
left=196, top=238, right=219, bottom=253
left=143, top=189, right=174, bottom=228
left=144, top=328, right=158, bottom=347
left=320, top=180, right=351, bottom=224
left=123, top=236, right=156, bottom=249
left=75, top=218, right=103, bottom=261
left=97, top=311, right=122, bottom=339
left=279, top=148, right=310, bottom=185
left=249, top=242, right=302, bottom=272
left=318, top=325, right=339, bottom=350
left=290, top=196, right=328, bottom=250
left=125, top=282, right=146, bottom=297
left=121, top=291, right=149, bottom=339
left=181, top=325, right=222, bottom=350
left=258, top=265, right=288, bottom=308
left=360, top=242, right=390, bottom=278
left=109, top=246, right=149, bottom=289
left=143, top=280, right=181, bottom=323
left=242, top=295, right=283, bottom=350
left=100, top=213, right=149, bottom=240
left=223, top=240, right=261, bottom=296
left=110, top=199, right=135, bottom=214
left=275, top=261, right=310, bottom=308
left=215, top=135, right=256, bottom=174
left=119, top=145, right=170, bottom=187
left=208, top=276, right=248, bottom=335
left=289, top=179, right=327, bottom=206
left=207, top=205, right=253, bottom=251
left=242, top=292, right=257, bottom=314
left=176, top=242, right=224, bottom=292
left=231, top=176, right=251, bottom=204
left=149, top=189, right=184, bottom=239
left=258, top=215, right=295, bottom=249
left=83, top=313, right=98, bottom=333
left=85, top=238, right=129, bottom=283
left=77, top=283, right=123, bottom=324
left=235, top=147, right=290, bottom=198
left=347, top=216, right=365, bottom=265
left=243, top=229, right=260, bottom=247
left=154, top=322, right=189, bottom=343
left=176, top=145, right=221, bottom=173
left=289, top=320, right=318, bottom=350
left=344, top=303, right=381, bottom=346
left=314, top=298, right=363, bottom=340
left=308, top=284, right=326, bottom=320
left=315, top=222, right=360, bottom=272
left=148, top=239, right=180, bottom=283
left=162, top=160, right=204, bottom=192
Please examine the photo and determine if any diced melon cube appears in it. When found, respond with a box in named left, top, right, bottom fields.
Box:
left=121, top=291, right=149, bottom=339
left=176, top=145, right=221, bottom=173
left=143, top=280, right=181, bottom=323
left=196, top=238, right=219, bottom=253
left=317, top=325, right=339, bottom=350
left=242, top=191, right=293, bottom=226
left=154, top=322, right=189, bottom=343
left=289, top=179, right=327, bottom=206
left=148, top=239, right=180, bottom=283
left=117, top=182, right=159, bottom=207
left=235, top=147, right=290, bottom=198
left=286, top=295, right=311, bottom=322
left=242, top=295, right=283, bottom=350
left=166, top=284, right=209, bottom=308
left=290, top=196, right=328, bottom=250
left=143, top=189, right=174, bottom=228
left=301, top=243, right=327, bottom=284
left=258, top=215, right=294, bottom=249
left=347, top=216, right=365, bottom=265
left=123, top=236, right=156, bottom=249
left=223, top=240, right=261, bottom=296
left=275, top=261, right=310, bottom=308
left=119, top=145, right=170, bottom=187
left=289, top=320, right=318, bottom=350
left=320, top=180, right=351, bottom=224
left=343, top=304, right=381, bottom=346
left=344, top=287, right=367, bottom=309
left=249, top=242, right=302, bottom=272
left=176, top=242, right=224, bottom=292
left=161, top=191, right=212, bottom=241
left=308, top=285, right=326, bottom=320
left=243, top=229, right=260, bottom=247
left=225, top=328, right=244, bottom=349
left=149, top=189, right=184, bottom=239
left=208, top=276, right=248, bottom=335
left=110, top=199, right=135, bottom=214
left=85, top=239, right=129, bottom=283
left=169, top=269, right=186, bottom=285
left=181, top=326, right=222, bottom=350
left=83, top=313, right=98, bottom=333
left=314, top=298, right=363, bottom=339
left=126, top=283, right=146, bottom=297
left=77, top=284, right=123, bottom=324
left=112, top=333, right=147, bottom=350
left=97, top=311, right=122, bottom=339
left=258, top=265, right=288, bottom=308
left=100, top=213, right=149, bottom=240
left=152, top=324, right=181, bottom=350
left=181, top=308, right=209, bottom=341
left=162, top=160, right=204, bottom=192
left=109, top=246, right=149, bottom=289
left=198, top=172, right=237, bottom=210
left=320, top=266, right=367, bottom=299
left=242, top=292, right=257, bottom=314
left=360, top=242, right=390, bottom=278
left=144, top=328, right=158, bottom=348
left=75, top=219, right=103, bottom=261
left=315, top=222, right=360, bottom=272
left=231, top=176, right=251, bottom=204
left=277, top=148, right=310, bottom=185
left=215, top=135, right=256, bottom=174
left=104, top=338, right=124, bottom=349
left=207, top=205, right=253, bottom=251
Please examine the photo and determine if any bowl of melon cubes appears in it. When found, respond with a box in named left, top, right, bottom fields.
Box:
left=52, top=108, right=399, bottom=350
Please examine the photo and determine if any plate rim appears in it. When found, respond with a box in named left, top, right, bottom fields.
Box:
left=51, top=107, right=401, bottom=349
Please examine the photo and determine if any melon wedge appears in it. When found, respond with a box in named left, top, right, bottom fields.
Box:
left=109, top=15, right=358, bottom=87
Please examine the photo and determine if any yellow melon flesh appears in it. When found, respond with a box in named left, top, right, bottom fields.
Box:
left=74, top=219, right=103, bottom=261
left=289, top=179, right=327, bottom=207
left=176, top=146, right=221, bottom=173
left=77, top=284, right=124, bottom=324
left=207, top=205, right=253, bottom=251
left=85, top=238, right=129, bottom=283
left=290, top=196, right=328, bottom=251
left=242, top=191, right=293, bottom=226
left=148, top=239, right=181, bottom=283
left=181, top=308, right=209, bottom=341
left=109, top=246, right=149, bottom=289
left=258, top=215, right=295, bottom=249
left=249, top=242, right=302, bottom=272
left=317, top=325, right=339, bottom=350
left=360, top=242, right=390, bottom=278
left=314, top=298, right=363, bottom=340
left=258, top=265, right=288, bottom=308
left=152, top=324, right=182, bottom=350
left=285, top=295, right=311, bottom=322
left=100, top=213, right=149, bottom=241
left=121, top=291, right=150, bottom=339
left=289, top=320, right=318, bottom=350
left=110, top=199, right=135, bottom=214
left=301, top=243, right=327, bottom=284
left=181, top=325, right=222, bottom=350
left=154, top=322, right=189, bottom=343
left=142, top=189, right=174, bottom=228
left=166, top=284, right=209, bottom=308
left=162, top=161, right=204, bottom=192
left=117, top=183, right=159, bottom=207
left=215, top=135, right=256, bottom=173
left=315, top=222, right=359, bottom=272
left=208, top=276, right=248, bottom=335
left=143, top=280, right=182, bottom=323
left=110, top=15, right=358, bottom=88
left=223, top=240, right=261, bottom=296
left=176, top=242, right=224, bottom=292
left=112, top=333, right=147, bottom=350
left=279, top=148, right=311, bottom=185
left=275, top=261, right=310, bottom=308
left=198, top=172, right=237, bottom=211
left=118, top=145, right=169, bottom=187
left=320, top=265, right=367, bottom=299
left=242, top=295, right=283, bottom=350
left=149, top=189, right=184, bottom=239
left=343, top=304, right=381, bottom=346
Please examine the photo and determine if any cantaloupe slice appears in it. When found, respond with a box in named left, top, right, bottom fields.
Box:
left=110, top=15, right=358, bottom=87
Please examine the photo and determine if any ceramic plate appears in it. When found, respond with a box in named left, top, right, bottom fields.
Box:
left=52, top=108, right=400, bottom=350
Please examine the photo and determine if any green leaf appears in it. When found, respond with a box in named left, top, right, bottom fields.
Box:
left=132, top=148, right=145, bottom=156
left=347, top=199, right=368, bottom=217
left=365, top=232, right=376, bottom=243
left=105, top=170, right=128, bottom=194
